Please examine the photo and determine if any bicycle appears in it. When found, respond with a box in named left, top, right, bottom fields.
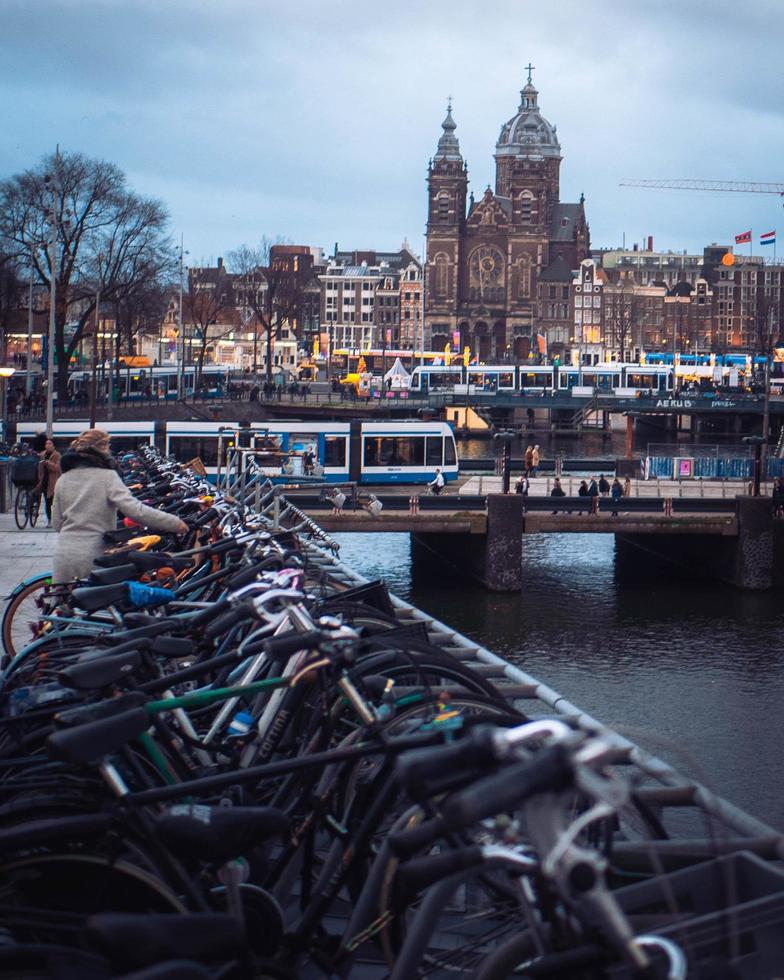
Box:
left=13, top=483, right=39, bottom=529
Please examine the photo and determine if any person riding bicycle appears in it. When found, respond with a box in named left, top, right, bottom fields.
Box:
left=429, top=468, right=445, bottom=495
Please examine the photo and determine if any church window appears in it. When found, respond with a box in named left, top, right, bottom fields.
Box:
left=437, top=192, right=450, bottom=221
left=516, top=257, right=531, bottom=299
left=519, top=191, right=534, bottom=224
left=434, top=254, right=449, bottom=298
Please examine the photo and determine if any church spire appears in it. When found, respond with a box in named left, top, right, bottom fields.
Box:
left=433, top=97, right=462, bottom=163
left=519, top=62, right=539, bottom=110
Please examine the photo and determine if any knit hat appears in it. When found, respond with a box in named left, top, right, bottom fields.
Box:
left=70, top=429, right=111, bottom=455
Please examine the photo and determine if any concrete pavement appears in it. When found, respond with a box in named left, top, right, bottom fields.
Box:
left=0, top=512, right=55, bottom=598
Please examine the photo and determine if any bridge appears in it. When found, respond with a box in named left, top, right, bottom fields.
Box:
left=286, top=491, right=776, bottom=593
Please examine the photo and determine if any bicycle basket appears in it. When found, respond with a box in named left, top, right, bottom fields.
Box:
left=10, top=455, right=39, bottom=488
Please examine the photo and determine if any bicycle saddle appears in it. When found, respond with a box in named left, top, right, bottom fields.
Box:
left=155, top=805, right=289, bottom=865
left=47, top=706, right=148, bottom=764
left=127, top=551, right=192, bottom=573
left=72, top=582, right=128, bottom=611
left=55, top=691, right=147, bottom=728
left=88, top=564, right=139, bottom=586
left=58, top=650, right=144, bottom=691
left=84, top=913, right=245, bottom=971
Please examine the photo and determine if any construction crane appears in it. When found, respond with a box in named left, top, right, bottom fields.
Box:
left=620, top=178, right=784, bottom=196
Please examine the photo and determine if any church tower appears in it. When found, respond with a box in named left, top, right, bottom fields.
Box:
left=494, top=67, right=561, bottom=235
left=426, top=102, right=468, bottom=347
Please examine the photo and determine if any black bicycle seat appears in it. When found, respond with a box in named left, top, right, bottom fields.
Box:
left=84, top=913, right=245, bottom=971
left=55, top=691, right=147, bottom=728
left=94, top=548, right=138, bottom=568
left=88, top=564, right=139, bottom=586
left=155, top=805, right=289, bottom=864
left=58, top=650, right=143, bottom=691
left=72, top=582, right=128, bottom=612
left=47, top=706, right=148, bottom=764
left=127, top=551, right=192, bottom=573
left=151, top=636, right=194, bottom=659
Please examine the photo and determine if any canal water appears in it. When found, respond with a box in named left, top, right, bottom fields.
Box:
left=334, top=529, right=784, bottom=832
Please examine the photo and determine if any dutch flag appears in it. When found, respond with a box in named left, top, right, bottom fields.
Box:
left=760, top=230, right=776, bottom=246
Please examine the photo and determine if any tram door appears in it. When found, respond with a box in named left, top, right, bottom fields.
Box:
left=349, top=420, right=362, bottom=482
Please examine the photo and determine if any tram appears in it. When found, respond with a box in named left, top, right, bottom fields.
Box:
left=16, top=421, right=156, bottom=454
left=165, top=419, right=458, bottom=485
left=67, top=365, right=228, bottom=403
left=410, top=362, right=675, bottom=395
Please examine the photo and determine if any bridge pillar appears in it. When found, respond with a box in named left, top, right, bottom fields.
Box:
left=733, top=496, right=774, bottom=590
left=412, top=493, right=524, bottom=591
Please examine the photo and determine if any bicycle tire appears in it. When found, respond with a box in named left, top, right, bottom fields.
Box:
left=1, top=574, right=53, bottom=664
left=28, top=494, right=39, bottom=528
left=14, top=488, right=29, bottom=530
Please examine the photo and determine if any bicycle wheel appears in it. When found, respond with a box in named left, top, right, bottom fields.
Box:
left=14, top=488, right=29, bottom=530
left=28, top=493, right=40, bottom=528
left=1, top=575, right=54, bottom=665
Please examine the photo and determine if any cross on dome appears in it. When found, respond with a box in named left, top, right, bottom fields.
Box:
left=525, top=62, right=535, bottom=83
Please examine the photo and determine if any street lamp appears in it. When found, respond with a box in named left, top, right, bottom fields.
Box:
left=89, top=253, right=105, bottom=428
left=177, top=235, right=189, bottom=399
left=0, top=367, right=16, bottom=440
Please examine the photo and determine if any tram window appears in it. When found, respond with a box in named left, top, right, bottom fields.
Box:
left=425, top=436, right=442, bottom=466
left=498, top=371, right=514, bottom=388
left=168, top=436, right=219, bottom=467
left=110, top=436, right=150, bottom=452
left=363, top=437, right=424, bottom=466
left=444, top=437, right=457, bottom=466
left=323, top=436, right=347, bottom=467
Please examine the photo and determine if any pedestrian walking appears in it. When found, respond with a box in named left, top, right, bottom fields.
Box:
left=611, top=478, right=623, bottom=516
left=550, top=477, right=566, bottom=514
left=623, top=476, right=632, bottom=497
left=514, top=475, right=529, bottom=496
left=51, top=429, right=188, bottom=584
left=598, top=474, right=610, bottom=496
left=577, top=479, right=589, bottom=515
left=531, top=445, right=541, bottom=477
left=35, top=438, right=61, bottom=527
left=524, top=444, right=534, bottom=477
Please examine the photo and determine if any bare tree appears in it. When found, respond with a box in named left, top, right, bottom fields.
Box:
left=0, top=251, right=22, bottom=362
left=184, top=265, right=238, bottom=386
left=604, top=281, right=644, bottom=360
left=227, top=237, right=308, bottom=383
left=0, top=150, right=173, bottom=397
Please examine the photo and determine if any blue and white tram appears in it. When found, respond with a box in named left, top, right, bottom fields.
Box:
left=164, top=419, right=459, bottom=485
left=68, top=365, right=228, bottom=403
left=15, top=421, right=156, bottom=454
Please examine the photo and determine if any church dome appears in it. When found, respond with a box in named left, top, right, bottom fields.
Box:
left=496, top=76, right=561, bottom=161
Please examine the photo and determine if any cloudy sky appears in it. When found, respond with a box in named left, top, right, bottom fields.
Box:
left=3, top=0, right=783, bottom=264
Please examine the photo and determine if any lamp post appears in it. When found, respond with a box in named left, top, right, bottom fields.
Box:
left=0, top=367, right=15, bottom=443
left=493, top=430, right=515, bottom=494
left=43, top=183, right=58, bottom=439
left=177, top=235, right=188, bottom=400
left=26, top=259, right=34, bottom=395
left=89, top=254, right=104, bottom=429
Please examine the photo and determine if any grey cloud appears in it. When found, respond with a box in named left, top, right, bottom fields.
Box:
left=1, top=0, right=782, bottom=258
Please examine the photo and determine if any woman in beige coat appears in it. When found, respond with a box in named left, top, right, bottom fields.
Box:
left=51, top=429, right=188, bottom=584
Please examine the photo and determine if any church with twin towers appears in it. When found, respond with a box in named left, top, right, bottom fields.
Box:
left=425, top=67, right=590, bottom=361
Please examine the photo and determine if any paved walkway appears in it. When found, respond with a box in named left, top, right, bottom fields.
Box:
left=0, top=512, right=55, bottom=599
left=459, top=475, right=760, bottom=497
